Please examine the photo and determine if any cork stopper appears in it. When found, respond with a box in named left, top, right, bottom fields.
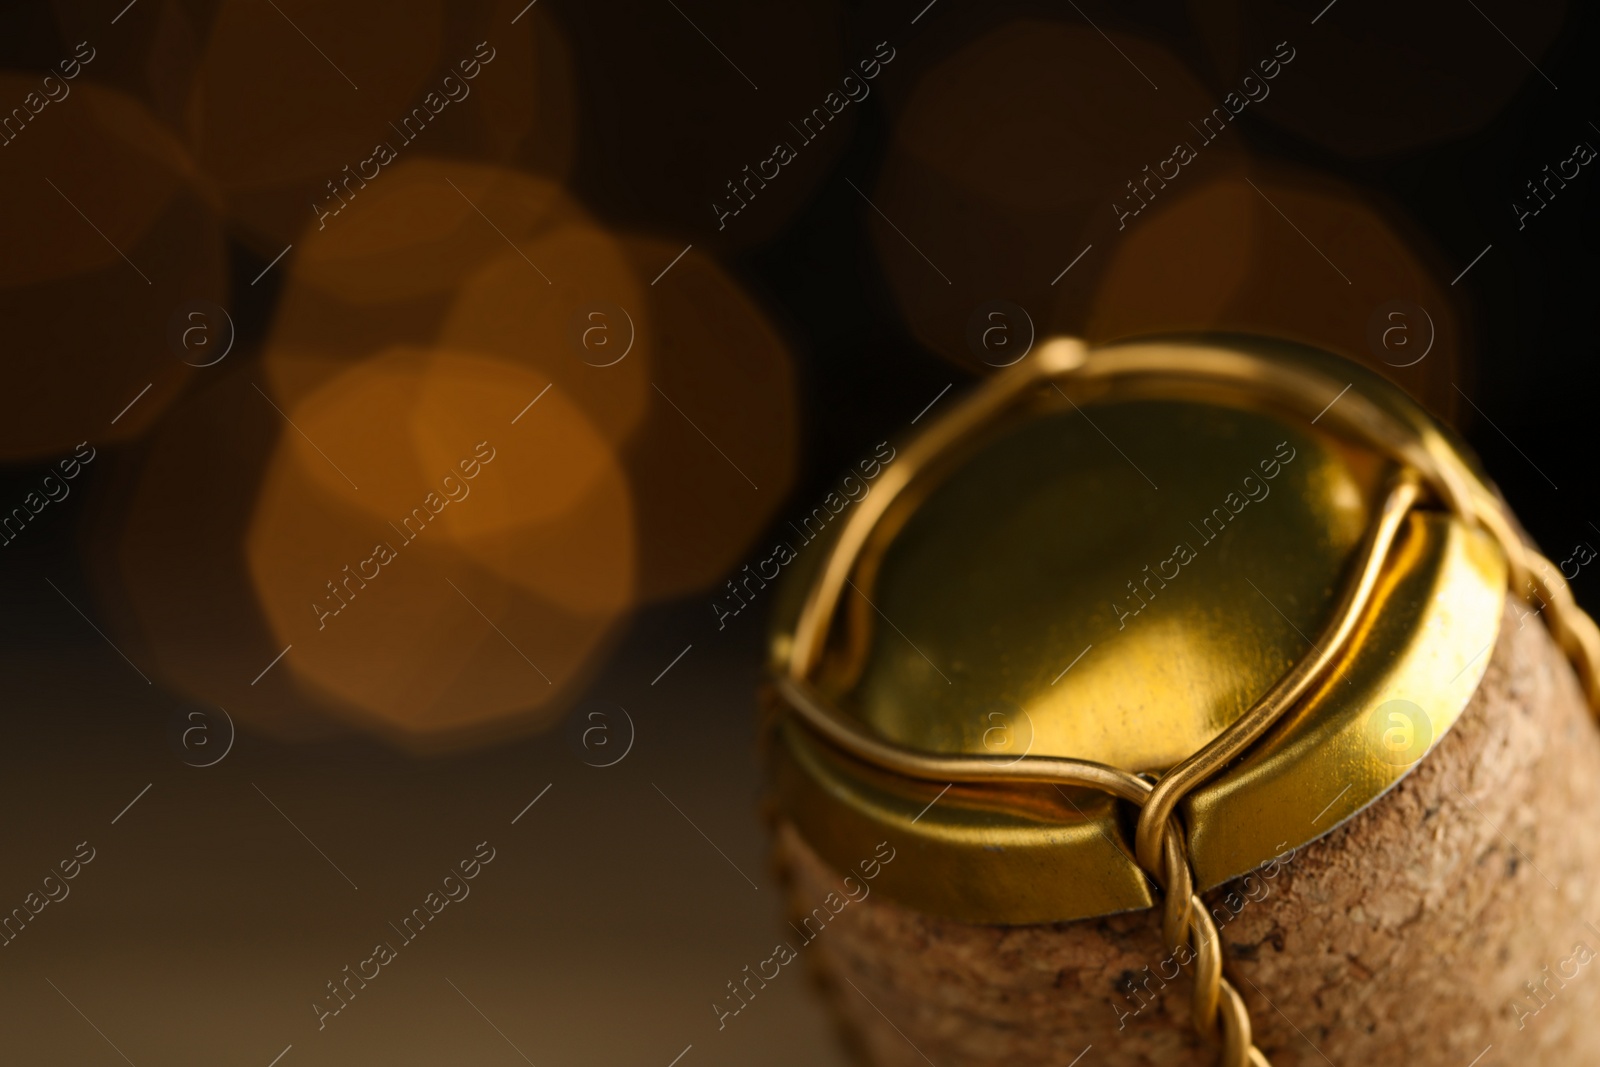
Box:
left=771, top=594, right=1600, bottom=1065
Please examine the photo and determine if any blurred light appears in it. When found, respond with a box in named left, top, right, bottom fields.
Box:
left=0, top=79, right=224, bottom=459
left=618, top=237, right=798, bottom=600
left=262, top=159, right=583, bottom=410
left=1085, top=167, right=1463, bottom=420
left=439, top=219, right=654, bottom=446
left=88, top=366, right=344, bottom=742
left=187, top=0, right=572, bottom=250
left=245, top=346, right=633, bottom=745
left=870, top=19, right=1242, bottom=371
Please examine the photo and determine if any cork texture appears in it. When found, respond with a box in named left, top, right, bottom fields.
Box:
left=772, top=598, right=1600, bottom=1065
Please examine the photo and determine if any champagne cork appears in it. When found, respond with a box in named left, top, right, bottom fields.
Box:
left=774, top=595, right=1600, bottom=1065
left=762, top=337, right=1600, bottom=1066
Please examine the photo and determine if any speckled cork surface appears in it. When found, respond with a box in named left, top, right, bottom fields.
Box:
left=772, top=598, right=1600, bottom=1065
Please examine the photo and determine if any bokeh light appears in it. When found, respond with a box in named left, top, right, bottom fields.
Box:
left=187, top=0, right=572, bottom=250
left=245, top=346, right=633, bottom=745
left=870, top=19, right=1246, bottom=370
left=261, top=159, right=585, bottom=409
left=618, top=237, right=799, bottom=600
left=1084, top=166, right=1463, bottom=420
left=0, top=78, right=224, bottom=459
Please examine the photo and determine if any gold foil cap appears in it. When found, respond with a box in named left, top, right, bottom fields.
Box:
left=765, top=335, right=1515, bottom=924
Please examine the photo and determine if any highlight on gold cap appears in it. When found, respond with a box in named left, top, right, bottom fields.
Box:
left=764, top=334, right=1600, bottom=1066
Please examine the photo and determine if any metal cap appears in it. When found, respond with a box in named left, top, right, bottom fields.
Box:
left=764, top=335, right=1514, bottom=924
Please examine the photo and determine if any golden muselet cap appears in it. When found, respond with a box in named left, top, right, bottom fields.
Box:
left=763, top=334, right=1600, bottom=927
